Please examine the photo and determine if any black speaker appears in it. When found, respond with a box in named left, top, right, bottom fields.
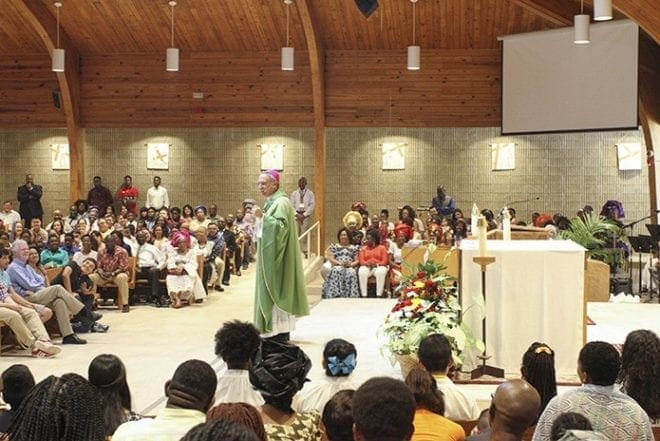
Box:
left=354, top=0, right=378, bottom=18
left=52, top=89, right=61, bottom=109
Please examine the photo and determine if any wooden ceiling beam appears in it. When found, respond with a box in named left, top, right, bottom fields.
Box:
left=613, top=0, right=660, bottom=43
left=15, top=0, right=84, bottom=202
left=508, top=0, right=574, bottom=26
left=296, top=0, right=327, bottom=246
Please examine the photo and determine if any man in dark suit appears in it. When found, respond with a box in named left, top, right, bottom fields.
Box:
left=16, top=174, right=43, bottom=225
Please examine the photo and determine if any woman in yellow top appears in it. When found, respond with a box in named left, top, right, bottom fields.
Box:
left=405, top=366, right=466, bottom=441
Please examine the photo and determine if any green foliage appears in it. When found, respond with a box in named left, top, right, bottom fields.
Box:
left=380, top=248, right=483, bottom=368
left=560, top=213, right=626, bottom=268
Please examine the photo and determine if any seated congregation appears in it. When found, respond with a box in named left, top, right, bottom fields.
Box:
left=1, top=177, right=258, bottom=352
left=319, top=196, right=620, bottom=300
left=0, top=321, right=657, bottom=441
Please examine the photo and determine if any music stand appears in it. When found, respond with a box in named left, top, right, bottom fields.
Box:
left=646, top=224, right=660, bottom=244
left=629, top=236, right=656, bottom=294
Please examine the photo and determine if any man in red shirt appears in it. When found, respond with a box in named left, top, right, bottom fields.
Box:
left=117, top=175, right=139, bottom=215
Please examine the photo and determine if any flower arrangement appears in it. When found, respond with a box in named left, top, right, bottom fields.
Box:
left=380, top=246, right=484, bottom=368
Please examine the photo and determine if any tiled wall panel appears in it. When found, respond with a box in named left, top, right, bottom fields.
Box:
left=0, top=127, right=647, bottom=249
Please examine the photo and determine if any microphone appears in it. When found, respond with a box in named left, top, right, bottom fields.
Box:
left=506, top=196, right=540, bottom=206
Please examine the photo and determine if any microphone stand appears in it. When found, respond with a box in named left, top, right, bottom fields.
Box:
left=503, top=197, right=540, bottom=225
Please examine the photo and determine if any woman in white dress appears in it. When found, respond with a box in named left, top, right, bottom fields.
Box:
left=166, top=231, right=198, bottom=308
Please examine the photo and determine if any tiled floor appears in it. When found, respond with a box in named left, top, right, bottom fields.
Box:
left=2, top=265, right=658, bottom=415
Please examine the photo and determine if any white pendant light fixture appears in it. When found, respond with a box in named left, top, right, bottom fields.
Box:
left=407, top=0, right=420, bottom=70
left=52, top=2, right=64, bottom=72
left=281, top=0, right=294, bottom=71
left=593, top=0, right=613, bottom=21
left=166, top=1, right=179, bottom=72
left=574, top=0, right=590, bottom=44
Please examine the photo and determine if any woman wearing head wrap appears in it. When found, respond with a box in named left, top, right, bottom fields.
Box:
left=342, top=211, right=362, bottom=234
left=389, top=223, right=413, bottom=289
left=249, top=339, right=320, bottom=441
left=166, top=230, right=206, bottom=308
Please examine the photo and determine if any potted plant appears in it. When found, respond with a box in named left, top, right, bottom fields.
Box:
left=560, top=212, right=627, bottom=271
left=379, top=246, right=484, bottom=377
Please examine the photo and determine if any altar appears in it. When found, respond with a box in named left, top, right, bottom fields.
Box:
left=460, top=239, right=586, bottom=379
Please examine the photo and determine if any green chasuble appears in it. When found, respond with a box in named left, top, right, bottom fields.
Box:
left=254, top=188, right=309, bottom=333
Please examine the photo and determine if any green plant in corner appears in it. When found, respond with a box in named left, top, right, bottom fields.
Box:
left=560, top=213, right=627, bottom=269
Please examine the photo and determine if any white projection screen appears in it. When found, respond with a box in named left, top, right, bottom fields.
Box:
left=501, top=20, right=638, bottom=134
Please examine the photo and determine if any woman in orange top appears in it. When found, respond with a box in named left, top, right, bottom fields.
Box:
left=405, top=366, right=466, bottom=441
left=357, top=229, right=389, bottom=297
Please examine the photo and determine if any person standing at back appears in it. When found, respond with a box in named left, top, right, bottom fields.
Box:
left=146, top=176, right=170, bottom=210
left=17, top=174, right=43, bottom=225
left=290, top=177, right=315, bottom=257
left=87, top=176, right=114, bottom=216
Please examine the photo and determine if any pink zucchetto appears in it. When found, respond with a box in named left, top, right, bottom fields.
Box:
left=264, top=169, right=280, bottom=183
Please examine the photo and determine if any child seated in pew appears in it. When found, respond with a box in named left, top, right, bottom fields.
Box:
left=294, top=338, right=358, bottom=413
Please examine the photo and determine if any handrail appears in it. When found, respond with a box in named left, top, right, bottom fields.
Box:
left=298, top=220, right=321, bottom=264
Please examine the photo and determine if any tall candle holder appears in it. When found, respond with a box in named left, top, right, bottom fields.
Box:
left=471, top=256, right=505, bottom=379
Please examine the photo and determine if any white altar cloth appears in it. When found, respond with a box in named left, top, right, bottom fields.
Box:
left=460, top=240, right=585, bottom=379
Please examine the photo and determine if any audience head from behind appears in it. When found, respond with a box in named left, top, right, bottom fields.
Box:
left=180, top=418, right=261, bottom=441
left=249, top=339, right=312, bottom=413
left=489, top=379, right=540, bottom=439
left=323, top=338, right=357, bottom=378
left=550, top=412, right=594, bottom=441
left=617, top=329, right=660, bottom=421
left=404, top=366, right=444, bottom=416
left=352, top=377, right=416, bottom=441
left=206, top=403, right=267, bottom=441
left=577, top=341, right=620, bottom=386
left=521, top=342, right=557, bottom=416
left=321, top=390, right=355, bottom=441
left=215, top=320, right=262, bottom=370
left=87, top=353, right=134, bottom=437
left=0, top=364, right=35, bottom=433
left=5, top=373, right=105, bottom=441
left=1, top=364, right=35, bottom=411
left=166, top=359, right=217, bottom=414
left=418, top=333, right=452, bottom=375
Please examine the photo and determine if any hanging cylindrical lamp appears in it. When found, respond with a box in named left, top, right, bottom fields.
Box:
left=166, top=1, right=179, bottom=71
left=407, top=0, right=420, bottom=70
left=52, top=2, right=65, bottom=72
left=593, top=0, right=613, bottom=21
left=281, top=0, right=294, bottom=71
left=574, top=1, right=590, bottom=44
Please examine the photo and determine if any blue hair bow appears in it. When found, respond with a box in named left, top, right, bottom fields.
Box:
left=327, top=353, right=357, bottom=376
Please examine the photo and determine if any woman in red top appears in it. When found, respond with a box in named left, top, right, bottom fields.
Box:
left=358, top=229, right=389, bottom=298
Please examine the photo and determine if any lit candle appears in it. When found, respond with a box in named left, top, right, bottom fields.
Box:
left=471, top=203, right=479, bottom=237
left=478, top=216, right=488, bottom=257
left=502, top=208, right=511, bottom=241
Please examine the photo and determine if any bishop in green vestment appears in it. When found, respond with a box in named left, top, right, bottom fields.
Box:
left=253, top=171, right=309, bottom=335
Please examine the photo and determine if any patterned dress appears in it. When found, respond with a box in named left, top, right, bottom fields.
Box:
left=265, top=410, right=322, bottom=441
left=321, top=244, right=359, bottom=299
left=532, top=384, right=654, bottom=440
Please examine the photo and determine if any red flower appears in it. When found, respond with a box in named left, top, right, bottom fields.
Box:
left=416, top=271, right=426, bottom=279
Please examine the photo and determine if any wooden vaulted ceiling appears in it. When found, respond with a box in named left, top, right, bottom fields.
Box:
left=1, top=0, right=562, bottom=55
left=0, top=0, right=657, bottom=128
